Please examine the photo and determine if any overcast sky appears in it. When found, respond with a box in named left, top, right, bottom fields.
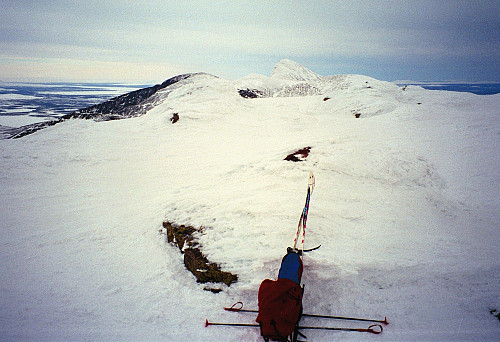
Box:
left=1, top=0, right=498, bottom=83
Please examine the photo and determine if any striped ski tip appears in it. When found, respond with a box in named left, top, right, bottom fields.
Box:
left=308, top=172, right=315, bottom=190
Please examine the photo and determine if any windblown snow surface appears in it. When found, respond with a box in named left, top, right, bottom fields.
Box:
left=1, top=60, right=499, bottom=341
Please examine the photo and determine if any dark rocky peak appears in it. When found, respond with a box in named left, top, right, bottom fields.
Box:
left=7, top=73, right=199, bottom=139
left=63, top=73, right=196, bottom=121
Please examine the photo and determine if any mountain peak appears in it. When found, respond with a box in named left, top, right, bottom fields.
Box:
left=270, top=59, right=321, bottom=81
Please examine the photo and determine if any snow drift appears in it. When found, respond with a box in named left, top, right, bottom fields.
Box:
left=1, top=60, right=499, bottom=341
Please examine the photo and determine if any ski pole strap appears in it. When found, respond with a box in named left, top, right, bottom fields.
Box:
left=288, top=245, right=321, bottom=256
left=302, top=245, right=321, bottom=252
left=224, top=302, right=244, bottom=311
left=224, top=302, right=258, bottom=313
left=365, top=324, right=383, bottom=334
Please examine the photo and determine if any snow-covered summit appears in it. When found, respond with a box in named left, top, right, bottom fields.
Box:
left=235, top=59, right=400, bottom=99
left=270, top=59, right=321, bottom=81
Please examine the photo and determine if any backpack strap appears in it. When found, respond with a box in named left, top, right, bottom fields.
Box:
left=258, top=322, right=269, bottom=342
left=259, top=319, right=288, bottom=342
left=270, top=319, right=284, bottom=340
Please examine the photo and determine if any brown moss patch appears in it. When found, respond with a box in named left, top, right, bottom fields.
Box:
left=162, top=221, right=198, bottom=251
left=184, top=248, right=238, bottom=286
left=161, top=221, right=238, bottom=288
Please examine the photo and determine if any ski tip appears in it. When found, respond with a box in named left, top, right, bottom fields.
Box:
left=205, top=319, right=210, bottom=327
left=383, top=316, right=389, bottom=325
left=308, top=172, right=315, bottom=185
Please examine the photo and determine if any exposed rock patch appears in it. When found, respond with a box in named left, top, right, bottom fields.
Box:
left=238, top=88, right=265, bottom=98
left=490, top=308, right=500, bottom=321
left=351, top=109, right=362, bottom=118
left=170, top=113, right=179, bottom=123
left=284, top=147, right=311, bottom=162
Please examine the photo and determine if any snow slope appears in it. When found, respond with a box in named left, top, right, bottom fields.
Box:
left=1, top=60, right=499, bottom=341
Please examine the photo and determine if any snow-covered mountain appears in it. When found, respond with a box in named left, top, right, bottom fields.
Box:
left=271, top=59, right=321, bottom=81
left=3, top=60, right=400, bottom=139
left=1, top=60, right=499, bottom=341
left=235, top=59, right=353, bottom=98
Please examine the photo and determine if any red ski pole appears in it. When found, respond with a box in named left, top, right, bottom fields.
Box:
left=298, top=324, right=383, bottom=334
left=206, top=319, right=383, bottom=335
left=302, top=313, right=389, bottom=325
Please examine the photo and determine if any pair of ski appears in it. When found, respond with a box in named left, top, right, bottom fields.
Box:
left=291, top=172, right=315, bottom=254
left=206, top=301, right=387, bottom=335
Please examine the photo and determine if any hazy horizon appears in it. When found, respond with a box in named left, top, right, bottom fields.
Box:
left=1, top=1, right=499, bottom=84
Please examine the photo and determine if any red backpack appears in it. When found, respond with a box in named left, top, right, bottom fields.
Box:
left=256, top=278, right=303, bottom=341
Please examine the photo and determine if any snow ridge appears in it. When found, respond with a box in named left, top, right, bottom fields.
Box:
left=3, top=61, right=397, bottom=139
